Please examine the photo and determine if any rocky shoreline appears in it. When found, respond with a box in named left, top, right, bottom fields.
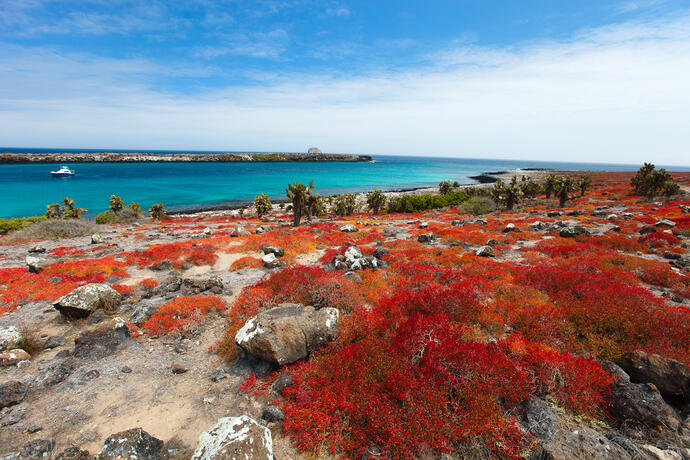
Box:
left=0, top=152, right=373, bottom=164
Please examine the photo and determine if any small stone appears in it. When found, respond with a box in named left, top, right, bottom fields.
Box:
left=0, top=326, right=21, bottom=350
left=476, top=246, right=495, bottom=257
left=27, top=424, right=42, bottom=433
left=26, top=255, right=44, bottom=274
left=172, top=363, right=188, bottom=374
left=210, top=369, right=227, bottom=382
left=262, top=253, right=280, bottom=269
left=271, top=373, right=293, bottom=395
left=1, top=406, right=25, bottom=426
left=261, top=406, right=285, bottom=422
left=0, top=349, right=31, bottom=367
left=55, top=446, right=90, bottom=460
left=91, top=233, right=104, bottom=244
left=340, top=224, right=358, bottom=233
left=655, top=218, right=676, bottom=227
left=28, top=246, right=46, bottom=253
left=418, top=221, right=428, bottom=229
left=417, top=233, right=434, bottom=243
left=0, top=381, right=28, bottom=409
left=43, top=335, right=66, bottom=349
left=121, top=366, right=132, bottom=373
left=503, top=223, right=516, bottom=233
left=152, top=259, right=173, bottom=271
left=19, top=439, right=54, bottom=459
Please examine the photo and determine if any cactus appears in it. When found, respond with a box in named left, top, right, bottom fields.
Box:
left=286, top=180, right=314, bottom=226
left=577, top=176, right=592, bottom=197
left=109, top=195, right=124, bottom=214
left=544, top=174, right=557, bottom=199
left=490, top=176, right=523, bottom=210
left=438, top=180, right=454, bottom=195
left=553, top=177, right=576, bottom=207
left=253, top=193, right=272, bottom=218
left=149, top=203, right=167, bottom=220
left=366, top=189, right=387, bottom=214
left=631, top=163, right=680, bottom=198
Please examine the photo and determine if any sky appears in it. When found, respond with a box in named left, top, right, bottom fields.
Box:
left=1, top=0, right=689, bottom=165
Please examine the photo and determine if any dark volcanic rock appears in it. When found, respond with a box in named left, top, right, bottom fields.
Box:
left=621, top=350, right=690, bottom=403
left=96, top=428, right=166, bottom=460
left=19, top=439, right=54, bottom=459
left=55, top=447, right=91, bottom=460
left=73, top=319, right=129, bottom=359
left=0, top=381, right=28, bottom=409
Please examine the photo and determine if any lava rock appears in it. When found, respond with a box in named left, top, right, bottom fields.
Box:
left=261, top=406, right=285, bottom=422
left=19, top=439, right=54, bottom=459
left=235, top=303, right=339, bottom=365
left=91, top=233, right=104, bottom=244
left=55, top=447, right=91, bottom=460
left=53, top=284, right=122, bottom=319
left=96, top=428, right=165, bottom=460
left=43, top=335, right=66, bottom=349
left=417, top=233, right=434, bottom=243
left=172, top=363, right=188, bottom=374
left=0, top=326, right=21, bottom=350
left=191, top=416, right=273, bottom=460
left=1, top=405, right=25, bottom=426
left=25, top=256, right=45, bottom=274
left=621, top=350, right=690, bottom=403
left=271, top=373, right=293, bottom=395
left=476, top=246, right=495, bottom=257
left=0, top=349, right=31, bottom=367
left=262, top=253, right=280, bottom=269
left=73, top=318, right=129, bottom=359
left=0, top=381, right=28, bottom=409
left=340, top=224, right=358, bottom=233
left=259, top=244, right=285, bottom=258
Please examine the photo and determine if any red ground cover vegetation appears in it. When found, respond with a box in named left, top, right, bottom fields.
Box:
left=142, top=294, right=225, bottom=336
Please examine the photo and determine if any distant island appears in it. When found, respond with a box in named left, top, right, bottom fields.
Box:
left=0, top=150, right=372, bottom=164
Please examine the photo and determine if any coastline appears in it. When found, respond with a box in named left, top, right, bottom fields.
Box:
left=168, top=168, right=559, bottom=217
left=0, top=151, right=373, bottom=164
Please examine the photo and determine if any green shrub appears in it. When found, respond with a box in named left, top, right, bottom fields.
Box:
left=631, top=163, right=680, bottom=198
left=149, top=203, right=167, bottom=220
left=254, top=193, right=272, bottom=218
left=95, top=210, right=116, bottom=224
left=109, top=195, right=124, bottom=213
left=387, top=189, right=469, bottom=213
left=366, top=189, right=387, bottom=214
left=461, top=196, right=496, bottom=215
left=9, top=219, right=98, bottom=240
left=334, top=194, right=357, bottom=216
left=0, top=216, right=45, bottom=235
left=439, top=180, right=454, bottom=195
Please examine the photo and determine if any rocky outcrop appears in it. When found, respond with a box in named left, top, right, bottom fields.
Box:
left=55, top=447, right=91, bottom=460
left=235, top=303, right=339, bottom=365
left=604, top=362, right=681, bottom=431
left=53, top=284, right=122, bottom=318
left=476, top=245, right=495, bottom=257
left=19, top=439, right=54, bottom=459
left=259, top=244, right=285, bottom=258
left=0, top=326, right=21, bottom=350
left=73, top=318, right=130, bottom=359
left=326, top=246, right=386, bottom=271
left=25, top=255, right=45, bottom=274
left=262, top=253, right=281, bottom=269
left=229, top=226, right=249, bottom=237
left=0, top=381, right=28, bottom=409
left=621, top=350, right=690, bottom=403
left=340, top=224, right=358, bottom=233
left=538, top=427, right=631, bottom=459
left=95, top=428, right=166, bottom=460
left=0, top=349, right=30, bottom=366
left=191, top=416, right=273, bottom=460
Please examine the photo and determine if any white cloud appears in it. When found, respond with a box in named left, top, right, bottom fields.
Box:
left=1, top=14, right=690, bottom=165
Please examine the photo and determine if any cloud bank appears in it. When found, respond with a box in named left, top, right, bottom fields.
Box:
left=1, top=12, right=689, bottom=165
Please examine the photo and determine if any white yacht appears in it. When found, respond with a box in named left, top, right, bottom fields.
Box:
left=50, top=165, right=75, bottom=177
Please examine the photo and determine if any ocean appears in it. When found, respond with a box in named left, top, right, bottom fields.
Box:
left=0, top=149, right=687, bottom=219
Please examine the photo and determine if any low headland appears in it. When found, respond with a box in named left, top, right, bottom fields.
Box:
left=0, top=165, right=689, bottom=459
left=0, top=151, right=373, bottom=164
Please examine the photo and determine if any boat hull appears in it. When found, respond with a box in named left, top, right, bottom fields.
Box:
left=50, top=172, right=74, bottom=177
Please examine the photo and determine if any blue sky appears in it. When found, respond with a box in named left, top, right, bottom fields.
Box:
left=1, top=0, right=690, bottom=165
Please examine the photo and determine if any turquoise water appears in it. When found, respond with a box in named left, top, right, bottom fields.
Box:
left=0, top=152, right=685, bottom=218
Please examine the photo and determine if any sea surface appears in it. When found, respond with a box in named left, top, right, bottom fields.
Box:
left=1, top=149, right=687, bottom=219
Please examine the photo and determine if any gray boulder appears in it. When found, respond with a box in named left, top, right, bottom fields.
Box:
left=621, top=350, right=690, bottom=403
left=19, top=440, right=54, bottom=459
left=25, top=255, right=44, bottom=274
left=476, top=245, right=495, bottom=257
left=259, top=244, right=285, bottom=258
left=0, top=381, right=27, bottom=409
left=95, top=428, right=165, bottom=460
left=91, top=233, right=104, bottom=244
left=55, top=447, right=91, bottom=460
left=605, top=362, right=680, bottom=431
left=340, top=224, right=358, bottom=233
left=235, top=303, right=338, bottom=365
left=0, top=325, right=21, bottom=350
left=53, top=283, right=122, bottom=319
left=73, top=318, right=129, bottom=359
left=262, top=253, right=280, bottom=269
left=229, top=226, right=249, bottom=237
left=538, top=426, right=630, bottom=459
left=192, top=416, right=273, bottom=460
left=417, top=232, right=434, bottom=243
